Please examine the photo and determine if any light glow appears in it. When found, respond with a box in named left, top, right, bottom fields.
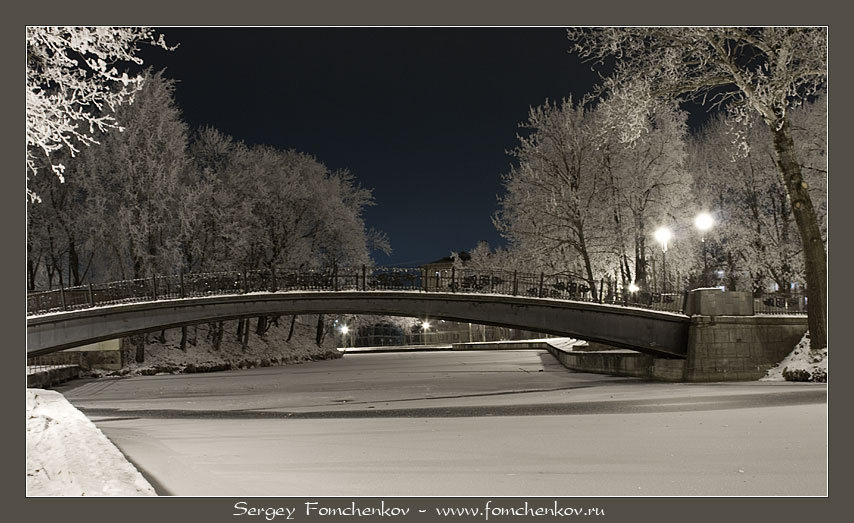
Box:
left=695, top=212, right=714, bottom=232
left=654, top=227, right=672, bottom=251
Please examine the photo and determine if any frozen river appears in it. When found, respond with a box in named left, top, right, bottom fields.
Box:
left=55, top=350, right=827, bottom=496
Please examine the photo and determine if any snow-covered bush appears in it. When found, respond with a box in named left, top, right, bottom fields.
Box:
left=761, top=332, right=827, bottom=383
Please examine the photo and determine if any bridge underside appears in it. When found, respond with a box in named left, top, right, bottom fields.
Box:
left=27, top=292, right=691, bottom=358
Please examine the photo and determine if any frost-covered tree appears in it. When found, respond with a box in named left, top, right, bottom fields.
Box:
left=690, top=96, right=827, bottom=294
left=309, top=168, right=391, bottom=268
left=568, top=27, right=828, bottom=349
left=495, top=98, right=691, bottom=297
left=26, top=69, right=185, bottom=288
left=28, top=70, right=188, bottom=283
left=26, top=26, right=172, bottom=202
left=599, top=103, right=693, bottom=292
left=495, top=97, right=609, bottom=297
left=180, top=127, right=238, bottom=272
left=98, top=70, right=187, bottom=279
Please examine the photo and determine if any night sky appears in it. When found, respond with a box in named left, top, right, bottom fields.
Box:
left=137, top=27, right=604, bottom=266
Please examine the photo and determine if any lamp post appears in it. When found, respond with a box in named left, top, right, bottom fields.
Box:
left=694, top=212, right=714, bottom=287
left=654, top=227, right=672, bottom=294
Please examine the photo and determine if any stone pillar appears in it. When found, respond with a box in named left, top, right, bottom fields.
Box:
left=683, top=288, right=754, bottom=316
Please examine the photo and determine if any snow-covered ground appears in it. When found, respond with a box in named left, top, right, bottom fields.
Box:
left=26, top=388, right=156, bottom=496
left=26, top=332, right=825, bottom=496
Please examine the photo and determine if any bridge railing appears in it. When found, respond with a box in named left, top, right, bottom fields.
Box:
left=25, top=266, right=806, bottom=317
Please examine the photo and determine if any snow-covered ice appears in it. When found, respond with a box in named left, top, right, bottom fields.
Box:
left=26, top=388, right=156, bottom=496
left=26, top=329, right=824, bottom=496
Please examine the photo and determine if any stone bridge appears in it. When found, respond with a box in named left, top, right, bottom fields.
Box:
left=26, top=268, right=809, bottom=381
left=26, top=291, right=690, bottom=358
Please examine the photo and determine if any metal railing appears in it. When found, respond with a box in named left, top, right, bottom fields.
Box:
left=26, top=351, right=85, bottom=374
left=753, top=291, right=809, bottom=315
left=26, top=265, right=806, bottom=317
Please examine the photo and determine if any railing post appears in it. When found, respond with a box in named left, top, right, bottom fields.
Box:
left=538, top=273, right=544, bottom=298
left=512, top=271, right=518, bottom=296
left=435, top=271, right=440, bottom=292
left=451, top=267, right=456, bottom=292
left=362, top=265, right=367, bottom=291
left=242, top=269, right=248, bottom=294
left=88, top=283, right=95, bottom=307
left=59, top=286, right=66, bottom=311
left=152, top=275, right=158, bottom=300
left=271, top=266, right=278, bottom=292
left=180, top=270, right=186, bottom=298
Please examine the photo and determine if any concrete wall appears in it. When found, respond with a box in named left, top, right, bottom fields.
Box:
left=66, top=339, right=123, bottom=371
left=685, top=315, right=808, bottom=381
left=545, top=345, right=686, bottom=382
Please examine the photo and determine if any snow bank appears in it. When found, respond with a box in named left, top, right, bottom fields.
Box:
left=85, top=316, right=341, bottom=378
left=26, top=388, right=156, bottom=496
left=760, top=331, right=827, bottom=383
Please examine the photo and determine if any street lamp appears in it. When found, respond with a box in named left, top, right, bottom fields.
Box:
left=654, top=227, right=672, bottom=294
left=694, top=212, right=714, bottom=287
left=422, top=320, right=431, bottom=346
left=338, top=324, right=350, bottom=347
left=627, top=282, right=639, bottom=304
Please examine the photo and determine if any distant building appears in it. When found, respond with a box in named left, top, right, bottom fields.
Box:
left=421, top=251, right=470, bottom=291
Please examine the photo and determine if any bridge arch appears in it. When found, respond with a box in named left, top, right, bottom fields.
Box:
left=27, top=291, right=690, bottom=358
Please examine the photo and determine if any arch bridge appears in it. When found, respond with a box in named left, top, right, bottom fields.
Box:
left=27, top=267, right=692, bottom=359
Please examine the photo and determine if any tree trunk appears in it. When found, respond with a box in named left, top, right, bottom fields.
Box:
left=236, top=318, right=244, bottom=341
left=770, top=120, right=827, bottom=350
left=256, top=316, right=269, bottom=336
left=315, top=314, right=325, bottom=346
left=286, top=315, right=297, bottom=343
left=134, top=335, right=145, bottom=364
left=213, top=322, right=224, bottom=351
left=68, top=237, right=81, bottom=286
left=577, top=225, right=598, bottom=302
left=241, top=321, right=249, bottom=352
left=634, top=234, right=649, bottom=290
left=27, top=256, right=40, bottom=291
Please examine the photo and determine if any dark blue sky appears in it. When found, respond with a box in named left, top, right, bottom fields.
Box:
left=138, top=28, right=604, bottom=266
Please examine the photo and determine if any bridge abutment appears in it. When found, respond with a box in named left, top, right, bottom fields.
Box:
left=683, top=288, right=808, bottom=381
left=546, top=289, right=808, bottom=382
left=684, top=315, right=809, bottom=381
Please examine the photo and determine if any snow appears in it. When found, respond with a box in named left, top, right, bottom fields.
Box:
left=26, top=388, right=156, bottom=496
left=26, top=327, right=824, bottom=496
left=760, top=331, right=827, bottom=382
